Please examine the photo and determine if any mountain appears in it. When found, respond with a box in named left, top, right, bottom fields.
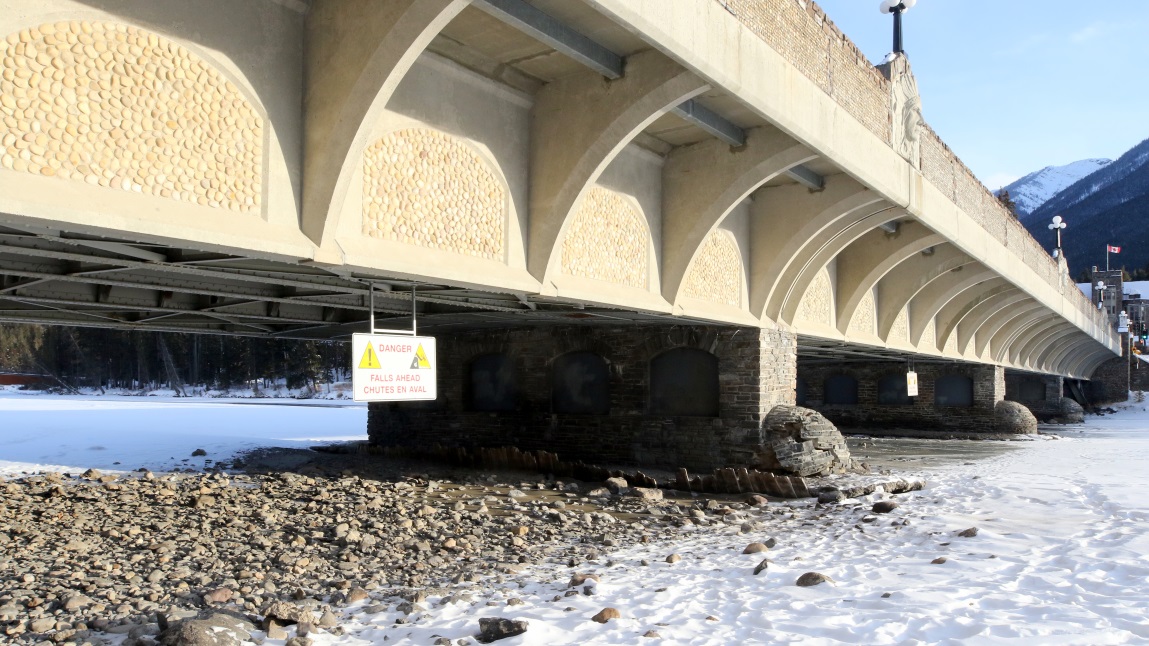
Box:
left=1000, top=158, right=1111, bottom=218
left=1019, top=137, right=1149, bottom=276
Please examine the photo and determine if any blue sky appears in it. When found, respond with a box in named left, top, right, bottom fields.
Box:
left=815, top=1, right=1149, bottom=189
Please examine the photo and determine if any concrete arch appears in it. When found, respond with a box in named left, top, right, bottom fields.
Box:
left=992, top=310, right=1057, bottom=363
left=560, top=187, right=652, bottom=288
left=748, top=177, right=884, bottom=322
left=531, top=51, right=708, bottom=283
left=953, top=287, right=1027, bottom=354
left=907, top=267, right=997, bottom=348
left=1077, top=347, right=1118, bottom=378
left=662, top=127, right=816, bottom=305
left=1013, top=320, right=1075, bottom=367
left=874, top=245, right=974, bottom=342
left=1022, top=325, right=1083, bottom=370
left=833, top=222, right=945, bottom=334
left=775, top=204, right=905, bottom=326
left=302, top=0, right=469, bottom=257
left=934, top=279, right=1012, bottom=352
left=1040, top=333, right=1094, bottom=374
left=1056, top=344, right=1093, bottom=377
left=973, top=300, right=1044, bottom=358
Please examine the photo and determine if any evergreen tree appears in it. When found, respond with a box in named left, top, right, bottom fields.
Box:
left=996, top=188, right=1019, bottom=218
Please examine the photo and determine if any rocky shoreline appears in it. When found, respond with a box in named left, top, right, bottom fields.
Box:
left=0, top=448, right=923, bottom=645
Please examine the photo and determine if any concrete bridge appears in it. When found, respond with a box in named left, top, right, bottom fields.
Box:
left=0, top=0, right=1122, bottom=468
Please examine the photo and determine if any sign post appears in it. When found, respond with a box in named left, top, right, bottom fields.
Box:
left=352, top=282, right=436, bottom=402
left=352, top=333, right=436, bottom=401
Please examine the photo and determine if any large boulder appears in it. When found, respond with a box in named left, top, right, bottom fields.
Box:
left=994, top=400, right=1038, bottom=434
left=1047, top=397, right=1085, bottom=424
left=753, top=405, right=856, bottom=477
left=160, top=613, right=255, bottom=646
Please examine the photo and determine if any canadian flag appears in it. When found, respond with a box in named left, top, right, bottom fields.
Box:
left=1108, top=245, right=1122, bottom=253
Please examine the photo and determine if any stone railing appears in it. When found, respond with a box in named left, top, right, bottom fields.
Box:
left=715, top=0, right=890, bottom=142
left=716, top=0, right=1111, bottom=339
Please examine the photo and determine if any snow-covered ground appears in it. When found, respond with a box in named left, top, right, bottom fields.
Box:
left=2, top=392, right=1149, bottom=644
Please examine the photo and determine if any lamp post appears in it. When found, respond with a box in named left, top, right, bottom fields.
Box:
left=880, top=0, right=918, bottom=54
left=1048, top=215, right=1066, bottom=257
left=1096, top=280, right=1107, bottom=313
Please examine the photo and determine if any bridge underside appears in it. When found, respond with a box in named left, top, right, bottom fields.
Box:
left=0, top=0, right=1127, bottom=471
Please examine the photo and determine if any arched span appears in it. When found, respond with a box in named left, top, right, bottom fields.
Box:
left=748, top=177, right=884, bottom=322
left=834, top=221, right=945, bottom=334
left=302, top=0, right=469, bottom=255
left=532, top=51, right=708, bottom=284
left=662, top=127, right=815, bottom=305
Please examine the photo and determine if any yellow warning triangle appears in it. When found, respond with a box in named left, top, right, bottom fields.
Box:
left=358, top=344, right=381, bottom=369
left=410, top=344, right=431, bottom=369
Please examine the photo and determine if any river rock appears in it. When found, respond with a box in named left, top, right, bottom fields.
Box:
left=476, top=617, right=528, bottom=643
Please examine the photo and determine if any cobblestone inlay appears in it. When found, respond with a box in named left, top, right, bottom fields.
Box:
left=0, top=21, right=263, bottom=212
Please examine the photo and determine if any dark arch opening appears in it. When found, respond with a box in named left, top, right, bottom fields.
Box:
left=795, top=377, right=808, bottom=406
left=466, top=353, right=517, bottom=412
left=649, top=348, right=719, bottom=417
left=552, top=351, right=610, bottom=415
left=1018, top=378, right=1045, bottom=402
left=935, top=374, right=974, bottom=407
left=823, top=374, right=859, bottom=406
left=878, top=372, right=913, bottom=405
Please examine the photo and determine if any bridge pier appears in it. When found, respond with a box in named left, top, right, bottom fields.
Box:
left=1004, top=372, right=1085, bottom=423
left=367, top=324, right=801, bottom=471
left=796, top=362, right=1033, bottom=435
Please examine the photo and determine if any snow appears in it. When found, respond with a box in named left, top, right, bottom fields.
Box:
left=4, top=393, right=1149, bottom=643
left=1001, top=158, right=1111, bottom=217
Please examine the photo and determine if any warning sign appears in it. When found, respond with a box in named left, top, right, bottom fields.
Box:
left=359, top=344, right=381, bottom=369
left=410, top=344, right=431, bottom=369
left=351, top=333, right=437, bottom=402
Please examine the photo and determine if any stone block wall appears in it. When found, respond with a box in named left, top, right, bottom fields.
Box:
left=367, top=324, right=798, bottom=471
left=798, top=361, right=1005, bottom=432
left=1130, top=354, right=1149, bottom=393
left=716, top=0, right=889, bottom=142
left=1088, top=333, right=1130, bottom=405
left=1004, top=371, right=1064, bottom=419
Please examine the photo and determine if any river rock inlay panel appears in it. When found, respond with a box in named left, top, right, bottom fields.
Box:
left=683, top=230, right=742, bottom=307
left=796, top=267, right=833, bottom=325
left=363, top=128, right=505, bottom=260
left=561, top=187, right=649, bottom=288
left=0, top=21, right=263, bottom=212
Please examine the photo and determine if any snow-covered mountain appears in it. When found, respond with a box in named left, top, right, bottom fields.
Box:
left=1020, top=137, right=1149, bottom=275
left=999, top=158, right=1111, bottom=218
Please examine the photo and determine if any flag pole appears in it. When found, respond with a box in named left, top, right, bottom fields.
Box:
left=1107, top=245, right=1110, bottom=272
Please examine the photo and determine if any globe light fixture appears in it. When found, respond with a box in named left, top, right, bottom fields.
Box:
left=879, top=0, right=917, bottom=54
left=1048, top=214, right=1066, bottom=256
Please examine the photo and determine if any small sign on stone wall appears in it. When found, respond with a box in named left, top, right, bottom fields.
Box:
left=906, top=370, right=919, bottom=397
left=352, top=333, right=437, bottom=402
